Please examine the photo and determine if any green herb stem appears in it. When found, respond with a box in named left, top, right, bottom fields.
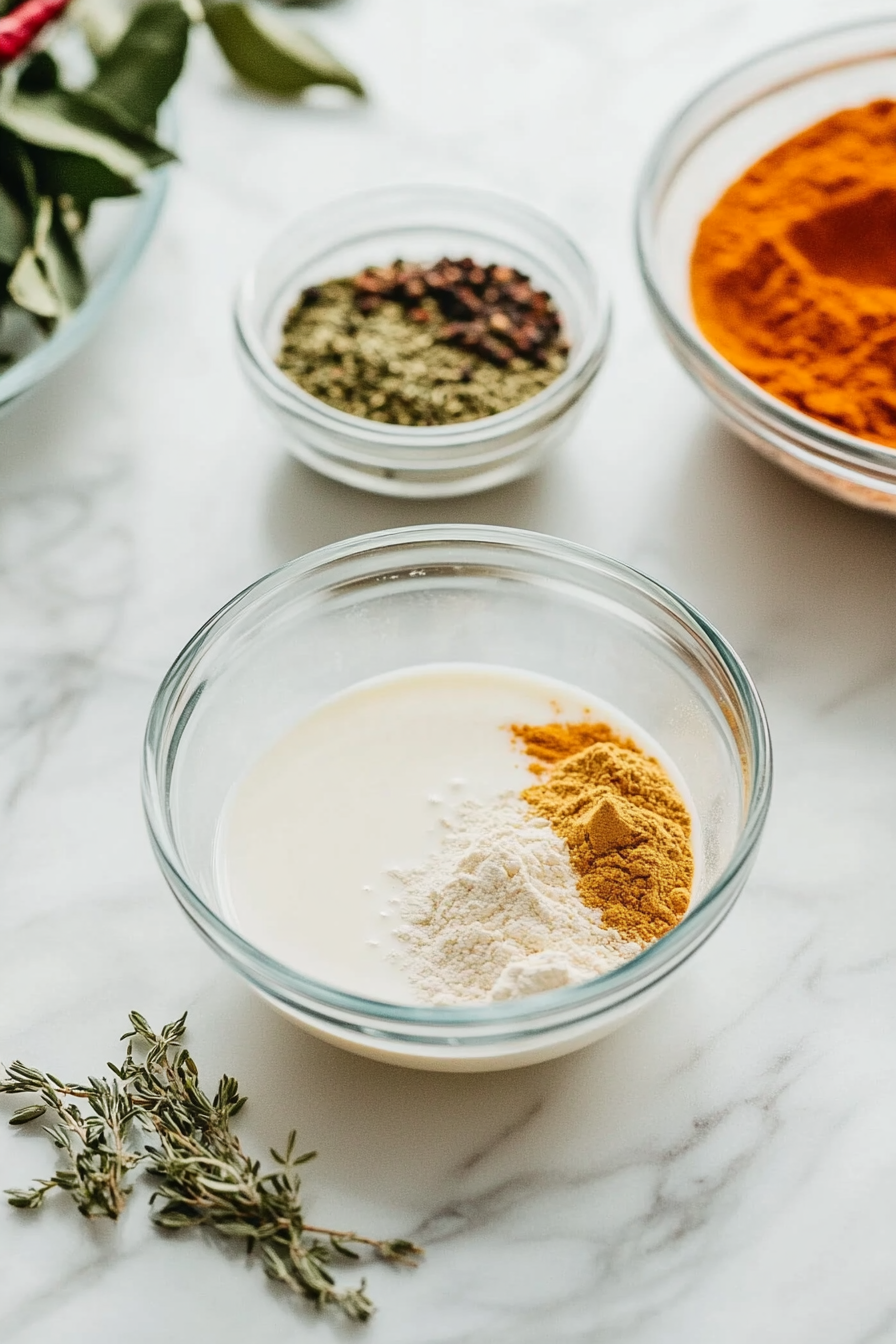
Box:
left=1, top=1011, right=421, bottom=1320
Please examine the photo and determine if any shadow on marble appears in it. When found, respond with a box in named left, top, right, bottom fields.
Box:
left=0, top=368, right=93, bottom=485
left=647, top=418, right=896, bottom=714
left=264, top=453, right=560, bottom=562
left=197, top=981, right=566, bottom=1209
left=195, top=960, right=757, bottom=1232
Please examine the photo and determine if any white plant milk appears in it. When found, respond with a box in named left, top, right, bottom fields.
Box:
left=216, top=664, right=695, bottom=1003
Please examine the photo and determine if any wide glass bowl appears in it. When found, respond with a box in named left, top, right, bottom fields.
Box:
left=234, top=185, right=609, bottom=498
left=0, top=167, right=168, bottom=420
left=142, top=526, right=771, bottom=1072
left=636, top=18, right=896, bottom=513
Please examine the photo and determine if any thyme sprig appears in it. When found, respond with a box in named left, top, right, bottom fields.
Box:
left=1, top=1011, right=421, bottom=1322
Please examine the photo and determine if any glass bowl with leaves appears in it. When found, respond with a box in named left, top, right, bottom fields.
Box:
left=0, top=0, right=184, bottom=412
left=0, top=0, right=362, bottom=415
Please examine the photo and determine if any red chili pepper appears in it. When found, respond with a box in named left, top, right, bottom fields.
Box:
left=0, top=0, right=72, bottom=66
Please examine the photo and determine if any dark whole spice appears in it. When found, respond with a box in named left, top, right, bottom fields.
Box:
left=348, top=257, right=566, bottom=367
left=277, top=257, right=569, bottom=426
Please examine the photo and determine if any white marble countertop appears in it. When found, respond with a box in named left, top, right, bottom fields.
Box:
left=2, top=0, right=896, bottom=1339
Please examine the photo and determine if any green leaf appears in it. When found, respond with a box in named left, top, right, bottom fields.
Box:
left=152, top=1210, right=199, bottom=1228
left=8, top=251, right=57, bottom=320
left=70, top=0, right=130, bottom=58
left=17, top=52, right=60, bottom=96
left=329, top=1237, right=360, bottom=1260
left=29, top=146, right=139, bottom=210
left=89, top=0, right=189, bottom=131
left=0, top=90, right=174, bottom=184
left=8, top=197, right=57, bottom=319
left=212, top=1220, right=261, bottom=1238
left=6, top=1187, right=47, bottom=1208
left=383, top=1238, right=422, bottom=1260
left=0, top=133, right=39, bottom=218
left=205, top=3, right=364, bottom=99
left=45, top=204, right=87, bottom=313
left=0, top=179, right=27, bottom=266
left=338, top=1284, right=374, bottom=1323
left=9, top=1104, right=48, bottom=1126
left=7, top=195, right=86, bottom=323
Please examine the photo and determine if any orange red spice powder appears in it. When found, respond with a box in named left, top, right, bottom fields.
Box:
left=691, top=99, right=896, bottom=448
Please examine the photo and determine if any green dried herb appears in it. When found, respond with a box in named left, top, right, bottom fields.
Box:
left=1, top=1011, right=421, bottom=1323
left=278, top=273, right=568, bottom=427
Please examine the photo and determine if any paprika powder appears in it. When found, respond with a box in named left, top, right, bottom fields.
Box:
left=691, top=99, right=896, bottom=448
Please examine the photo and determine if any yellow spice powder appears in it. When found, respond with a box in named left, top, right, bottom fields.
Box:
left=510, top=722, right=693, bottom=942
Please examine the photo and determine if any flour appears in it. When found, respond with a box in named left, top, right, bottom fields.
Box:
left=393, top=794, right=641, bottom=1004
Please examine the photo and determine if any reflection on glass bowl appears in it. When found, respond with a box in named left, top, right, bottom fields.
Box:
left=637, top=17, right=896, bottom=514
left=143, top=525, right=772, bottom=1073
left=0, top=165, right=168, bottom=421
left=235, top=185, right=610, bottom=499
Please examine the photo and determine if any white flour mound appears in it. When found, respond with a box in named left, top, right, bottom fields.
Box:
left=393, top=794, right=641, bottom=1004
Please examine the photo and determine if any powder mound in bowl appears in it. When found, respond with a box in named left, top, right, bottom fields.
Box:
left=521, top=739, right=693, bottom=942
left=393, top=795, right=640, bottom=1005
left=690, top=98, right=896, bottom=448
left=490, top=950, right=583, bottom=1000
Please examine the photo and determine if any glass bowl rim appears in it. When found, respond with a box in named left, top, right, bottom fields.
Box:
left=634, top=14, right=896, bottom=476
left=233, top=182, right=611, bottom=451
left=142, top=524, right=772, bottom=1028
left=0, top=158, right=169, bottom=410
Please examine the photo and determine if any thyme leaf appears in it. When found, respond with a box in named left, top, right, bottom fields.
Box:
left=1, top=1011, right=422, bottom=1322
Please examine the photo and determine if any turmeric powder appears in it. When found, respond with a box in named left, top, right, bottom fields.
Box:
left=511, top=722, right=694, bottom=942
left=509, top=717, right=637, bottom=773
left=691, top=99, right=896, bottom=447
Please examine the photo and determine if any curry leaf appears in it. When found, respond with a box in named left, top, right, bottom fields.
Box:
left=29, top=146, right=139, bottom=210
left=6, top=195, right=86, bottom=322
left=44, top=204, right=87, bottom=313
left=205, top=3, right=364, bottom=99
left=0, top=137, right=40, bottom=216
left=0, top=178, right=27, bottom=265
left=7, top=248, right=56, bottom=318
left=17, top=51, right=60, bottom=96
left=88, top=0, right=189, bottom=131
left=0, top=89, right=174, bottom=182
left=70, top=0, right=129, bottom=58
left=8, top=197, right=58, bottom=319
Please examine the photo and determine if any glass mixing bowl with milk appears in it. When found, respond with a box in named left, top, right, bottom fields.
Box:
left=143, top=526, right=771, bottom=1072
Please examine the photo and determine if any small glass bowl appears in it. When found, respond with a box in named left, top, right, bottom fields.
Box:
left=636, top=18, right=896, bottom=513
left=234, top=185, right=609, bottom=498
left=0, top=164, right=168, bottom=420
left=142, top=526, right=771, bottom=1073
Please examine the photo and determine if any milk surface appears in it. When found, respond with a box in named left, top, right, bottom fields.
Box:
left=216, top=664, right=694, bottom=1003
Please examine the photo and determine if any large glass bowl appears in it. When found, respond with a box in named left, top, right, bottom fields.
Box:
left=142, top=526, right=772, bottom=1072
left=0, top=167, right=168, bottom=420
left=636, top=18, right=896, bottom=513
left=234, top=185, right=609, bottom=498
